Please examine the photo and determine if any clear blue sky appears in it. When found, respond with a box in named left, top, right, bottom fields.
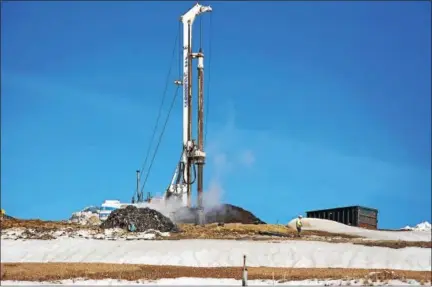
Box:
left=1, top=1, right=430, bottom=229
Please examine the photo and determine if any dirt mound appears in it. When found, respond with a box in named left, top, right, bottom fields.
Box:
left=172, top=204, right=265, bottom=224
left=206, top=204, right=265, bottom=224
left=100, top=205, right=178, bottom=232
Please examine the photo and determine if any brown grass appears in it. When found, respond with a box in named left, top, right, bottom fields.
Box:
left=1, top=219, right=359, bottom=240
left=2, top=219, right=430, bottom=249
left=173, top=223, right=360, bottom=239
left=1, top=218, right=94, bottom=231
left=1, top=263, right=430, bottom=283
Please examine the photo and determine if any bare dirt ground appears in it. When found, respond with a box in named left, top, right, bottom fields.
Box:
left=1, top=263, right=430, bottom=284
left=2, top=218, right=431, bottom=249
left=173, top=222, right=359, bottom=239
left=1, top=218, right=96, bottom=231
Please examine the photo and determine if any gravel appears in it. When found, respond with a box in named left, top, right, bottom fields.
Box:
left=100, top=205, right=178, bottom=232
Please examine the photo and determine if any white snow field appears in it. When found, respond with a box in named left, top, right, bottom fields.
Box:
left=0, top=278, right=423, bottom=286
left=1, top=239, right=430, bottom=271
left=287, top=218, right=432, bottom=242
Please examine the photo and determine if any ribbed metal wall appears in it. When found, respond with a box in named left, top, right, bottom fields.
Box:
left=306, top=206, right=378, bottom=229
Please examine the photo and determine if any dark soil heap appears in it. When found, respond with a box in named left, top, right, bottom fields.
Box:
left=172, top=204, right=265, bottom=224
left=100, top=205, right=178, bottom=232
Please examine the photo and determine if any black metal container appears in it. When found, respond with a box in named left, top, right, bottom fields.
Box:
left=306, top=205, right=378, bottom=229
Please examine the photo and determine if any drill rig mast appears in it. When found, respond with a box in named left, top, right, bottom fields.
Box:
left=165, top=3, right=212, bottom=222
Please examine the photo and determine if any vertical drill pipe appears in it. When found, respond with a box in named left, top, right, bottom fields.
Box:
left=181, top=20, right=189, bottom=207
left=197, top=52, right=204, bottom=210
left=187, top=21, right=193, bottom=208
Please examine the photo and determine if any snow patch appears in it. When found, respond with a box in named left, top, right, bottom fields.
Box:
left=401, top=221, right=431, bottom=232
left=0, top=278, right=423, bottom=286
left=1, top=227, right=170, bottom=241
left=287, top=218, right=431, bottom=242
left=1, top=238, right=430, bottom=271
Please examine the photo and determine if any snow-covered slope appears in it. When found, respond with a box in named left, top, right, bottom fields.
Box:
left=1, top=227, right=170, bottom=241
left=401, top=222, right=431, bottom=232
left=287, top=218, right=431, bottom=242
left=1, top=239, right=430, bottom=271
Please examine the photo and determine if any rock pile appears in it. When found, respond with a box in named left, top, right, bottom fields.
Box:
left=100, top=205, right=178, bottom=232
left=171, top=204, right=265, bottom=224
left=69, top=206, right=101, bottom=226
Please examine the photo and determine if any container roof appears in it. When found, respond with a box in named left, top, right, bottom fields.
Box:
left=306, top=205, right=378, bottom=213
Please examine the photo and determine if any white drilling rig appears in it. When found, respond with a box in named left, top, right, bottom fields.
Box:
left=164, top=3, right=212, bottom=223
left=127, top=3, right=213, bottom=225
